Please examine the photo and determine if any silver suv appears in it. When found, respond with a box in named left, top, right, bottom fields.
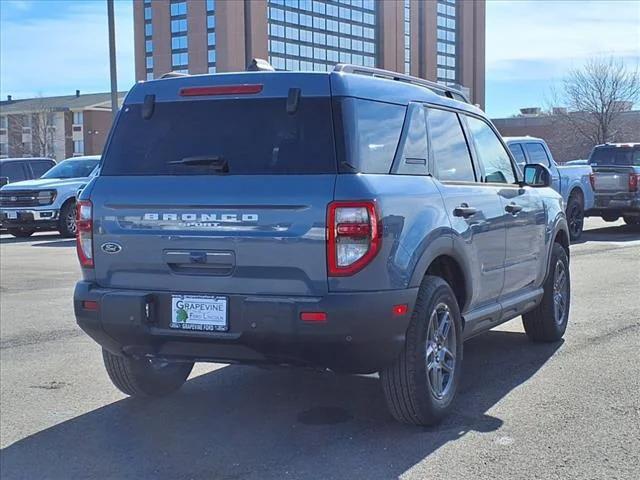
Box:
left=74, top=65, right=571, bottom=426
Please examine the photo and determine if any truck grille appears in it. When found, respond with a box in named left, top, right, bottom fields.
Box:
left=0, top=190, right=45, bottom=207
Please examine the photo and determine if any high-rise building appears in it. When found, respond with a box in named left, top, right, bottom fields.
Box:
left=134, top=0, right=485, bottom=107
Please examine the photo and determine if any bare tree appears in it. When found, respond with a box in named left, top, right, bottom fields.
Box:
left=552, top=57, right=640, bottom=145
left=7, top=98, right=61, bottom=158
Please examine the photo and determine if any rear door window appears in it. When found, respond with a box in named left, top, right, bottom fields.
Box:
left=427, top=108, right=476, bottom=182
left=338, top=98, right=405, bottom=174
left=465, top=116, right=516, bottom=184
left=101, top=97, right=337, bottom=175
left=524, top=143, right=551, bottom=167
left=508, top=143, right=526, bottom=166
left=0, top=162, right=28, bottom=182
left=392, top=103, right=428, bottom=175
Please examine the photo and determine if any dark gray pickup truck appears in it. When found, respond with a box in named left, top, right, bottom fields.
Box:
left=586, top=143, right=640, bottom=225
left=74, top=64, right=570, bottom=426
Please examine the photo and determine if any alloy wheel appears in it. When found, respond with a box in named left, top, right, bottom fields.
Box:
left=66, top=205, right=77, bottom=235
left=425, top=303, right=456, bottom=400
left=553, top=260, right=568, bottom=325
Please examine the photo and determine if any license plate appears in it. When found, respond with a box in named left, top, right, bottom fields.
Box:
left=6, top=211, right=18, bottom=219
left=170, top=295, right=228, bottom=332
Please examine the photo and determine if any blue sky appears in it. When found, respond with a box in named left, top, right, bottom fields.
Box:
left=1, top=0, right=639, bottom=118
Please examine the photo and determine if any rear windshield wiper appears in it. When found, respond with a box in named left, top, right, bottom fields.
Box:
left=168, top=156, right=228, bottom=173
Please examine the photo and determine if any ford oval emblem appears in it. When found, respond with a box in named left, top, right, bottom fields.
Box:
left=101, top=242, right=122, bottom=254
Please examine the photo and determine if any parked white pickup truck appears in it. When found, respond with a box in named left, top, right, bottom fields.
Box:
left=505, top=137, right=594, bottom=241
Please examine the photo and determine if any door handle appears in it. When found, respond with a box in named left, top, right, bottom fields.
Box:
left=453, top=203, right=478, bottom=218
left=505, top=203, right=523, bottom=215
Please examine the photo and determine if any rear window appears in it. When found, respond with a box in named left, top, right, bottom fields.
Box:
left=589, top=146, right=640, bottom=166
left=101, top=97, right=336, bottom=175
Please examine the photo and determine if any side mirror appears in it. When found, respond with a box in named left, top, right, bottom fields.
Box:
left=0, top=177, right=9, bottom=187
left=523, top=163, right=551, bottom=188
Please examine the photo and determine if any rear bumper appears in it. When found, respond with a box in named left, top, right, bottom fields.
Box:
left=74, top=281, right=418, bottom=374
left=0, top=209, right=60, bottom=229
left=586, top=193, right=640, bottom=217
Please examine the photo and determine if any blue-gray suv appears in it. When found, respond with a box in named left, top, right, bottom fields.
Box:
left=74, top=64, right=571, bottom=426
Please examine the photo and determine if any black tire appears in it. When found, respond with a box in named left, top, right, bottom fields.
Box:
left=566, top=193, right=584, bottom=241
left=380, top=276, right=463, bottom=426
left=622, top=216, right=640, bottom=226
left=58, top=200, right=77, bottom=238
left=522, top=243, right=570, bottom=342
left=102, top=349, right=194, bottom=397
left=7, top=228, right=35, bottom=238
left=602, top=214, right=619, bottom=222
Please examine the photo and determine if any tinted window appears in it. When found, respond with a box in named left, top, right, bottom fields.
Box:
left=589, top=146, right=640, bottom=166
left=524, top=143, right=550, bottom=167
left=30, top=160, right=55, bottom=178
left=0, top=162, right=27, bottom=182
left=394, top=103, right=428, bottom=175
left=102, top=98, right=336, bottom=175
left=428, top=108, right=475, bottom=182
left=466, top=116, right=516, bottom=184
left=339, top=98, right=405, bottom=174
left=508, top=143, right=526, bottom=165
left=41, top=159, right=99, bottom=179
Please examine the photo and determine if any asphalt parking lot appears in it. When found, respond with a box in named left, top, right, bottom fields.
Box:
left=0, top=218, right=639, bottom=480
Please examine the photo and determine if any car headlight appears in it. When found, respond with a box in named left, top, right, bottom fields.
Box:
left=37, top=189, right=57, bottom=205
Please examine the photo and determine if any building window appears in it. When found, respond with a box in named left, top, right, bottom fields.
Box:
left=144, top=2, right=153, bottom=77
left=73, top=111, right=84, bottom=125
left=170, top=1, right=187, bottom=17
left=146, top=72, right=154, bottom=81
left=172, top=53, right=188, bottom=68
left=73, top=140, right=84, bottom=155
left=0, top=116, right=7, bottom=129
left=267, top=0, right=378, bottom=71
left=171, top=35, right=188, bottom=50
left=436, top=0, right=457, bottom=85
left=0, top=142, right=7, bottom=156
left=403, top=0, right=410, bottom=74
left=170, top=0, right=188, bottom=72
left=207, top=0, right=216, bottom=72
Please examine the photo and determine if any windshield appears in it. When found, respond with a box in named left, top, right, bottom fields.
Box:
left=101, top=97, right=336, bottom=175
left=41, top=159, right=100, bottom=179
left=589, top=146, right=640, bottom=166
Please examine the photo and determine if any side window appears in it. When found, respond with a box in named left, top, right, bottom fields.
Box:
left=427, top=108, right=476, bottom=182
left=524, top=143, right=551, bottom=167
left=465, top=116, right=516, bottom=184
left=393, top=103, right=428, bottom=175
left=30, top=160, right=54, bottom=178
left=508, top=143, right=526, bottom=166
left=340, top=98, right=405, bottom=174
left=0, top=162, right=27, bottom=183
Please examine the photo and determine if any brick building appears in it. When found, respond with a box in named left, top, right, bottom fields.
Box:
left=0, top=91, right=125, bottom=161
left=492, top=109, right=640, bottom=163
left=134, top=0, right=486, bottom=107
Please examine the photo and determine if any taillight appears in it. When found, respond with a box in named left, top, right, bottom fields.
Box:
left=76, top=200, right=93, bottom=268
left=589, top=173, right=596, bottom=190
left=327, top=201, right=380, bottom=276
left=629, top=173, right=639, bottom=192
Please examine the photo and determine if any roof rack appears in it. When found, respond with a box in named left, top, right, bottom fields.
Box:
left=333, top=64, right=470, bottom=104
left=160, top=71, right=191, bottom=79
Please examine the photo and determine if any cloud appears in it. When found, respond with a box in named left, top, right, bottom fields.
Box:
left=486, top=0, right=640, bottom=116
left=0, top=1, right=135, bottom=100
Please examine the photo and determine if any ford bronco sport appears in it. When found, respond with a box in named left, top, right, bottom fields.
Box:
left=74, top=64, right=571, bottom=426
